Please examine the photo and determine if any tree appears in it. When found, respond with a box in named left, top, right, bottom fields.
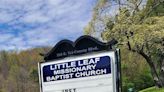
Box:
left=0, top=51, right=9, bottom=79
left=143, top=0, right=164, bottom=17
left=85, top=0, right=164, bottom=87
left=0, top=47, right=49, bottom=92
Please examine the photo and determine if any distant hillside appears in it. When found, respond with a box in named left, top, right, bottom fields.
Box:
left=0, top=47, right=51, bottom=92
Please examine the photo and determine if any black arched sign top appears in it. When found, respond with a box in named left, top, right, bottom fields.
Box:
left=43, top=35, right=117, bottom=61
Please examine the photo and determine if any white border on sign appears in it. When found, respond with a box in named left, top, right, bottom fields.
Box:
left=38, top=51, right=117, bottom=92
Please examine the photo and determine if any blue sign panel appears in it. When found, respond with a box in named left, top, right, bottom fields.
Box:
left=43, top=56, right=111, bottom=82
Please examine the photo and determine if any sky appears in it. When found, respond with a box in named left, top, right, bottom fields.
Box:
left=0, top=0, right=97, bottom=51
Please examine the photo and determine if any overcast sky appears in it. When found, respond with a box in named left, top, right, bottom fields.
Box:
left=0, top=0, right=97, bottom=51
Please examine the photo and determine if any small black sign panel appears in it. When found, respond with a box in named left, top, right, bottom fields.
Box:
left=43, top=35, right=117, bottom=61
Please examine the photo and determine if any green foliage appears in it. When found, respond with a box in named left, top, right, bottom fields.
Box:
left=144, top=0, right=164, bottom=17
left=84, top=0, right=164, bottom=91
left=121, top=49, right=154, bottom=91
left=0, top=47, right=50, bottom=92
left=29, top=68, right=39, bottom=83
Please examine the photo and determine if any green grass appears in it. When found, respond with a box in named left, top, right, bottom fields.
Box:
left=139, top=87, right=164, bottom=92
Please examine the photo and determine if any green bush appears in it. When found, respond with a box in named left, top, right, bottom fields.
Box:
left=121, top=49, right=154, bottom=92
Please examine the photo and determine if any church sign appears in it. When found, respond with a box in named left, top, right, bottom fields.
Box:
left=38, top=36, right=121, bottom=92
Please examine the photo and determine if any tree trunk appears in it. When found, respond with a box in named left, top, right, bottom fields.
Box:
left=138, top=51, right=163, bottom=87
left=147, top=59, right=161, bottom=87
left=159, top=58, right=164, bottom=87
left=143, top=55, right=164, bottom=87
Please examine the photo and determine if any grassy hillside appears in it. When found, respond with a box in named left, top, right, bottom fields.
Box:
left=139, top=87, right=164, bottom=92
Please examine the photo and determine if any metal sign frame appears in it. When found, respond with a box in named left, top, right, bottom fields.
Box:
left=38, top=50, right=121, bottom=92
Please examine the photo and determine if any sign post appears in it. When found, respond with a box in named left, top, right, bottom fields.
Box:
left=38, top=36, right=121, bottom=92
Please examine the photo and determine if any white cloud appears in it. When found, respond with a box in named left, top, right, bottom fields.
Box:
left=0, top=33, right=13, bottom=43
left=0, top=0, right=96, bottom=51
left=0, top=11, right=14, bottom=23
left=22, top=11, right=51, bottom=23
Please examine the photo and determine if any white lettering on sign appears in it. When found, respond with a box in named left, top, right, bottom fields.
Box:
left=53, top=65, right=96, bottom=75
left=50, top=58, right=100, bottom=70
left=43, top=56, right=111, bottom=82
left=46, top=69, right=107, bottom=82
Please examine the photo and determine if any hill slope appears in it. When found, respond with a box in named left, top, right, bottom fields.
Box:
left=139, top=87, right=164, bottom=92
